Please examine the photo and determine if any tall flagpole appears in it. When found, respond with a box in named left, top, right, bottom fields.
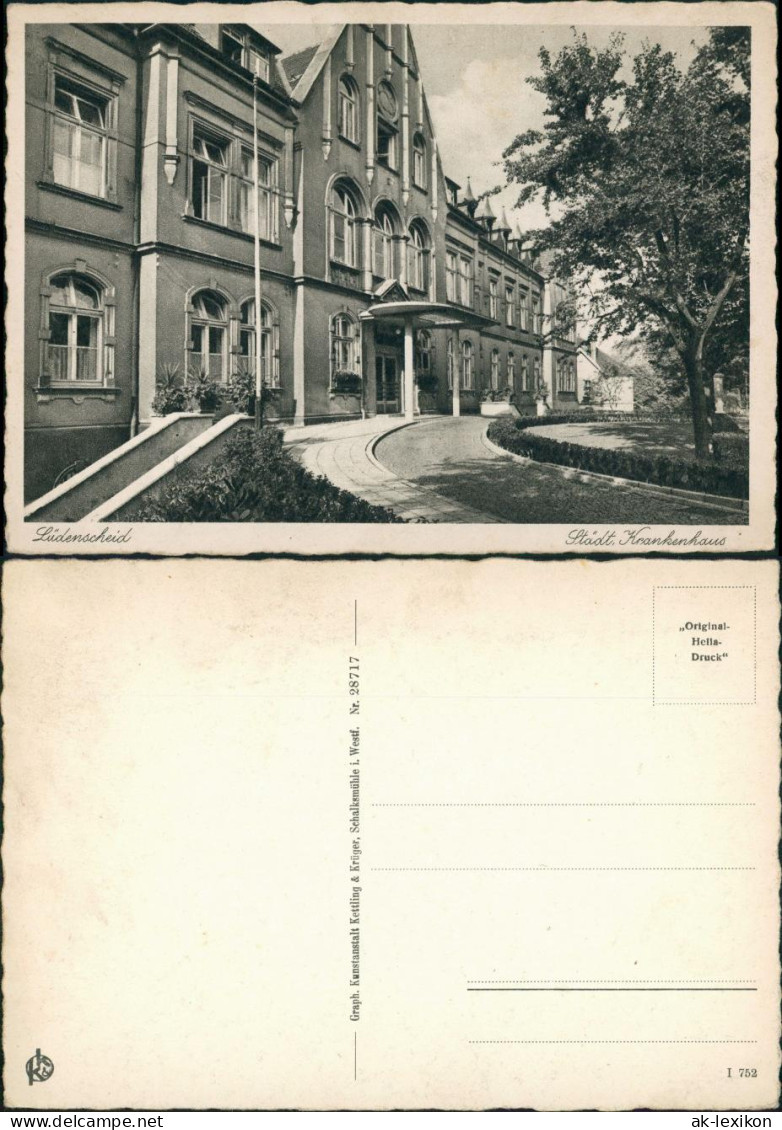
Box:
left=253, top=76, right=263, bottom=430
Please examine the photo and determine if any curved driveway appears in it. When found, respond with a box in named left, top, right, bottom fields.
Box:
left=374, top=416, right=746, bottom=525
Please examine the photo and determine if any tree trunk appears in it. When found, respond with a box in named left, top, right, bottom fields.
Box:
left=683, top=344, right=713, bottom=461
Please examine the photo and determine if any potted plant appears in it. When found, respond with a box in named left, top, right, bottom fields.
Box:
left=151, top=362, right=189, bottom=416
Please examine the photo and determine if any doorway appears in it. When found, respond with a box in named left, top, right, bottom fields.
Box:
left=375, top=354, right=400, bottom=414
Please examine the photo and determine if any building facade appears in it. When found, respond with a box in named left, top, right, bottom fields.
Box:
left=24, top=21, right=581, bottom=500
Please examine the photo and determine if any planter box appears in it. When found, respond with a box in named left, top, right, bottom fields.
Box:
left=480, top=401, right=519, bottom=417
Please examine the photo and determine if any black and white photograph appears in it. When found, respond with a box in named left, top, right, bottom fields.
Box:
left=5, top=2, right=776, bottom=553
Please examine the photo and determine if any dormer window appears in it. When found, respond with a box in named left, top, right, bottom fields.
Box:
left=221, top=29, right=243, bottom=64
left=220, top=28, right=270, bottom=82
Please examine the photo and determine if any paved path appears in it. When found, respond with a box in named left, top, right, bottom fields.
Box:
left=284, top=416, right=494, bottom=522
left=375, top=417, right=747, bottom=525
left=285, top=414, right=746, bottom=525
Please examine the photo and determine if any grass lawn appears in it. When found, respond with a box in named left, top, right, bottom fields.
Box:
left=534, top=420, right=700, bottom=462
left=414, top=458, right=746, bottom=525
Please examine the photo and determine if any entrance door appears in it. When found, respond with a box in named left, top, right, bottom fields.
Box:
left=375, top=354, right=400, bottom=413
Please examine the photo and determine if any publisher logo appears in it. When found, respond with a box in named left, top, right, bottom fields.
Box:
left=26, top=1049, right=54, bottom=1085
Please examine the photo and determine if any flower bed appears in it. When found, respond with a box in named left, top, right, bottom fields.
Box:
left=124, top=428, right=403, bottom=522
left=487, top=417, right=748, bottom=500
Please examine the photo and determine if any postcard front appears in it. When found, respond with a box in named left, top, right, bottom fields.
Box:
left=4, top=1, right=777, bottom=555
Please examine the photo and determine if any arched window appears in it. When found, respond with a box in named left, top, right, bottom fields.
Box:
left=490, top=348, right=500, bottom=390
left=415, top=329, right=433, bottom=378
left=46, top=273, right=106, bottom=384
left=507, top=351, right=516, bottom=389
left=330, top=183, right=359, bottom=268
left=407, top=222, right=430, bottom=293
left=373, top=205, right=398, bottom=280
left=533, top=357, right=542, bottom=391
left=412, top=133, right=427, bottom=189
left=520, top=354, right=529, bottom=391
left=330, top=312, right=360, bottom=380
left=461, top=339, right=474, bottom=390
left=376, top=81, right=398, bottom=169
left=338, top=76, right=360, bottom=143
left=238, top=299, right=280, bottom=388
left=188, top=289, right=228, bottom=380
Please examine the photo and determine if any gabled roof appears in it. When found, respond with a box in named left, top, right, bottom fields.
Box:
left=280, top=44, right=319, bottom=88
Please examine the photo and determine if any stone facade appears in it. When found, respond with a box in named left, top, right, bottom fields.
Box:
left=24, top=21, right=581, bottom=500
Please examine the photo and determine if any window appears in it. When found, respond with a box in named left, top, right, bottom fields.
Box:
left=330, top=313, right=359, bottom=379
left=221, top=28, right=270, bottom=81
left=191, top=129, right=228, bottom=225
left=407, top=223, right=429, bottom=293
left=238, top=299, right=280, bottom=388
left=374, top=208, right=396, bottom=279
left=505, top=284, right=515, bottom=327
left=246, top=48, right=270, bottom=82
left=459, top=256, right=473, bottom=307
left=412, top=133, right=427, bottom=189
left=377, top=120, right=397, bottom=169
left=188, top=290, right=227, bottom=380
left=446, top=251, right=458, bottom=302
left=533, top=357, right=541, bottom=390
left=447, top=336, right=454, bottom=389
left=558, top=360, right=576, bottom=392
left=221, top=29, right=244, bottom=64
left=520, top=354, right=529, bottom=391
left=490, top=348, right=500, bottom=390
left=238, top=147, right=279, bottom=242
left=415, top=329, right=433, bottom=378
left=519, top=288, right=529, bottom=331
left=52, top=75, right=108, bottom=197
left=376, top=81, right=398, bottom=170
left=338, top=76, right=360, bottom=143
left=531, top=293, right=541, bottom=334
left=507, top=351, right=516, bottom=388
left=488, top=276, right=498, bottom=319
left=461, top=339, right=474, bottom=390
left=45, top=273, right=106, bottom=384
left=330, top=184, right=359, bottom=267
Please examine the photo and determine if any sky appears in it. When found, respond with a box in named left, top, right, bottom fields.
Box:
left=260, top=22, right=710, bottom=236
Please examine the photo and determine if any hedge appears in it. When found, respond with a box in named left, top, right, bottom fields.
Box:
left=506, top=410, right=743, bottom=433
left=712, top=432, right=749, bottom=474
left=487, top=417, right=749, bottom=499
left=125, top=427, right=404, bottom=522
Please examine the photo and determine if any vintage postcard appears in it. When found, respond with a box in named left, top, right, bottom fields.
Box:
left=4, top=1, right=777, bottom=555
left=2, top=556, right=779, bottom=1110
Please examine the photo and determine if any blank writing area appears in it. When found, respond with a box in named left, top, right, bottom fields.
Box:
left=357, top=559, right=779, bottom=1109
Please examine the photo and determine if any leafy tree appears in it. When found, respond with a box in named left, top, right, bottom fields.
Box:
left=503, top=28, right=750, bottom=458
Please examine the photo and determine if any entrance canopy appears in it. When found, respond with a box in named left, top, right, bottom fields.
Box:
left=360, top=300, right=496, bottom=421
left=359, top=301, right=494, bottom=331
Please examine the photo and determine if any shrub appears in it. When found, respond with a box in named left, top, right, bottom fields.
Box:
left=487, top=419, right=749, bottom=499
left=125, top=427, right=405, bottom=523
left=416, top=373, right=439, bottom=394
left=713, top=432, right=749, bottom=473
left=330, top=370, right=362, bottom=395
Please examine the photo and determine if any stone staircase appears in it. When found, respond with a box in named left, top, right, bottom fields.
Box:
left=24, top=413, right=246, bottom=523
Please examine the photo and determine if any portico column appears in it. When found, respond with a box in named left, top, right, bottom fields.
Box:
left=451, top=327, right=461, bottom=417
left=403, top=315, right=415, bottom=421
